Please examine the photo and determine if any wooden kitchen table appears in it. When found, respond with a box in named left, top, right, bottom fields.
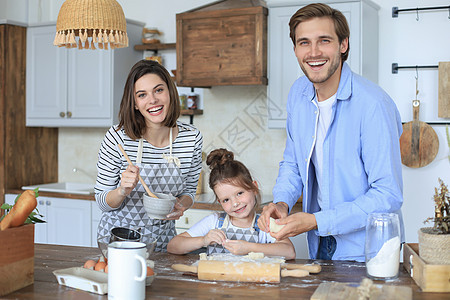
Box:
left=3, top=244, right=446, bottom=299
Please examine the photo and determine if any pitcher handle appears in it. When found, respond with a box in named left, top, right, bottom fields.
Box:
left=134, top=254, right=147, bottom=281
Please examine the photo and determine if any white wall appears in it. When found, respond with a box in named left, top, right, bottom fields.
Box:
left=376, top=0, right=450, bottom=246
left=2, top=0, right=449, bottom=256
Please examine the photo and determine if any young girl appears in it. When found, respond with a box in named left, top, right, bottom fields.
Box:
left=167, top=149, right=296, bottom=259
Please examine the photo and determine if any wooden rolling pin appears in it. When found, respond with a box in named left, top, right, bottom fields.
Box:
left=172, top=261, right=316, bottom=283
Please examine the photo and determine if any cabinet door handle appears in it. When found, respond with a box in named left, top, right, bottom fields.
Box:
left=59, top=112, right=65, bottom=118
left=67, top=111, right=72, bottom=118
left=46, top=200, right=51, bottom=206
left=39, top=200, right=44, bottom=205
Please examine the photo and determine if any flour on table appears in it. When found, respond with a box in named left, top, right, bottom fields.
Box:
left=245, top=252, right=265, bottom=259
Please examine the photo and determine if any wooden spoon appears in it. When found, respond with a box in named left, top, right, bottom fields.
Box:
left=117, top=144, right=157, bottom=198
left=399, top=100, right=439, bottom=168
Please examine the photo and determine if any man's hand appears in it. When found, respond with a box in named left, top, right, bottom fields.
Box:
left=257, top=202, right=289, bottom=232
left=270, top=212, right=317, bottom=240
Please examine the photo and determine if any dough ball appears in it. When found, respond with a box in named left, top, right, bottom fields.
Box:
left=246, top=252, right=265, bottom=259
left=269, top=217, right=286, bottom=233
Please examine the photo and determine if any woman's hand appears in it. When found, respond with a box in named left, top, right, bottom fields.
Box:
left=118, top=165, right=139, bottom=197
left=106, top=165, right=139, bottom=208
left=202, top=229, right=227, bottom=247
left=165, top=195, right=193, bottom=220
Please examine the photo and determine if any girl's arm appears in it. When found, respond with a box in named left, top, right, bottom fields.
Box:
left=223, top=238, right=296, bottom=260
left=167, top=232, right=205, bottom=254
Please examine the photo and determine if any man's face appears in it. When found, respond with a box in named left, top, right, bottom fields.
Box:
left=294, top=17, right=348, bottom=86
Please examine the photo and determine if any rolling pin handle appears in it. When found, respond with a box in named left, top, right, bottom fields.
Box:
left=281, top=268, right=309, bottom=278
left=282, top=263, right=322, bottom=274
left=171, top=264, right=198, bottom=273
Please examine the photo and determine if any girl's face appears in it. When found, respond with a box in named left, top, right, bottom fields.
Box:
left=134, top=73, right=170, bottom=127
left=214, top=181, right=257, bottom=220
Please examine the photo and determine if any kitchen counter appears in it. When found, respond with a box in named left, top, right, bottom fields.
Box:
left=6, top=189, right=303, bottom=213
left=4, top=244, right=446, bottom=299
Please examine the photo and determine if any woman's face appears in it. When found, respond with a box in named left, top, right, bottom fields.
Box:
left=214, top=182, right=257, bottom=220
left=134, top=73, right=170, bottom=127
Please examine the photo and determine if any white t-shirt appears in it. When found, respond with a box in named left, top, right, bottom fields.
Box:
left=311, top=93, right=337, bottom=209
left=187, top=212, right=276, bottom=244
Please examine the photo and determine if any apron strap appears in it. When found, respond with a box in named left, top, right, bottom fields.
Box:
left=169, top=127, right=173, bottom=156
left=220, top=213, right=258, bottom=231
left=136, top=138, right=144, bottom=164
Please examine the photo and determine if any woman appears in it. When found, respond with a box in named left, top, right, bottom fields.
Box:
left=95, top=60, right=203, bottom=252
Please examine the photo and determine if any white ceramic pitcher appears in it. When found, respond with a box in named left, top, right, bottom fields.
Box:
left=108, top=241, right=147, bottom=300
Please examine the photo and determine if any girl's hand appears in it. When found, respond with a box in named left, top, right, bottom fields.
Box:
left=222, top=239, right=250, bottom=256
left=119, top=165, right=139, bottom=197
left=202, top=229, right=227, bottom=247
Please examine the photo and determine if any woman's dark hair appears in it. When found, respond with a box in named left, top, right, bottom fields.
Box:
left=118, top=60, right=180, bottom=140
left=289, top=3, right=350, bottom=62
left=206, top=148, right=261, bottom=206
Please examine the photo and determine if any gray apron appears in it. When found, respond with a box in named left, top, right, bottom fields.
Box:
left=97, top=128, right=186, bottom=252
left=207, top=213, right=260, bottom=255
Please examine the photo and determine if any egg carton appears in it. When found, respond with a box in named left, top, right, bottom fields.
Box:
left=53, top=261, right=156, bottom=295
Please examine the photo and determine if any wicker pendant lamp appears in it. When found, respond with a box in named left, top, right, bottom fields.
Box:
left=53, top=0, right=128, bottom=50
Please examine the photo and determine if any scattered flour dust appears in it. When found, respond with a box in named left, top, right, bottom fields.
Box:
left=366, top=236, right=400, bottom=278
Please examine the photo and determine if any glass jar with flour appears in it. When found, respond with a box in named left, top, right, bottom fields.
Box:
left=365, top=212, right=401, bottom=280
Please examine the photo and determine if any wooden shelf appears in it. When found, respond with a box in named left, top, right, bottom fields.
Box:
left=134, top=43, right=176, bottom=51
left=181, top=109, right=203, bottom=115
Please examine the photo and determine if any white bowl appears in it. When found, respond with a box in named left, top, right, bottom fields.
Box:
left=143, top=192, right=177, bottom=219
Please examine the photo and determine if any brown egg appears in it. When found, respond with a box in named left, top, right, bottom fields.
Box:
left=147, top=266, right=154, bottom=276
left=94, top=261, right=107, bottom=272
left=83, top=259, right=96, bottom=269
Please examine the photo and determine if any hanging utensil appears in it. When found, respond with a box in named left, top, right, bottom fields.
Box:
left=438, top=61, right=450, bottom=118
left=399, top=73, right=439, bottom=168
left=117, top=144, right=157, bottom=198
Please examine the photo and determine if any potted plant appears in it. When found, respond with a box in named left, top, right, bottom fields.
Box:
left=418, top=178, right=450, bottom=264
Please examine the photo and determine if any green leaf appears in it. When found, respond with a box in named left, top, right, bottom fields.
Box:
left=27, top=215, right=46, bottom=223
left=1, top=203, right=13, bottom=210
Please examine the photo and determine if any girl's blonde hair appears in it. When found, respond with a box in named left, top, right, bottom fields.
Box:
left=206, top=148, right=261, bottom=207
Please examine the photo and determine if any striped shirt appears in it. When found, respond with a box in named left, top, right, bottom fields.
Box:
left=95, top=121, right=203, bottom=212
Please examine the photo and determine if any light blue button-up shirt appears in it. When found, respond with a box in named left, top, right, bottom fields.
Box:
left=274, top=63, right=404, bottom=261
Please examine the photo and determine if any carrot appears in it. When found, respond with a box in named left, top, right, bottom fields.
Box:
left=0, top=190, right=38, bottom=231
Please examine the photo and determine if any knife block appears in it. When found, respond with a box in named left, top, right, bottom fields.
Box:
left=0, top=224, right=34, bottom=296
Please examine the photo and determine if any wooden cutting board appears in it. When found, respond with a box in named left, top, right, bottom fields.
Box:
left=310, top=282, right=412, bottom=300
left=438, top=61, right=450, bottom=118
left=399, top=100, right=439, bottom=168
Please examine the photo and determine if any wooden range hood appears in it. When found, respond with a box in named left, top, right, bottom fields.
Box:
left=176, top=0, right=268, bottom=87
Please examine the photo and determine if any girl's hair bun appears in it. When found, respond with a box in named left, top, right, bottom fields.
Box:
left=206, top=148, right=234, bottom=170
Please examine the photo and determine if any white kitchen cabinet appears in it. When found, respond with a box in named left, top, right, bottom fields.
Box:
left=26, top=20, right=144, bottom=127
left=267, top=0, right=379, bottom=128
left=5, top=194, right=92, bottom=247
left=175, top=208, right=215, bottom=235
left=91, top=201, right=103, bottom=247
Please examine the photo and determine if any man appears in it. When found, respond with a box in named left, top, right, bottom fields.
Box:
left=258, top=3, right=404, bottom=261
